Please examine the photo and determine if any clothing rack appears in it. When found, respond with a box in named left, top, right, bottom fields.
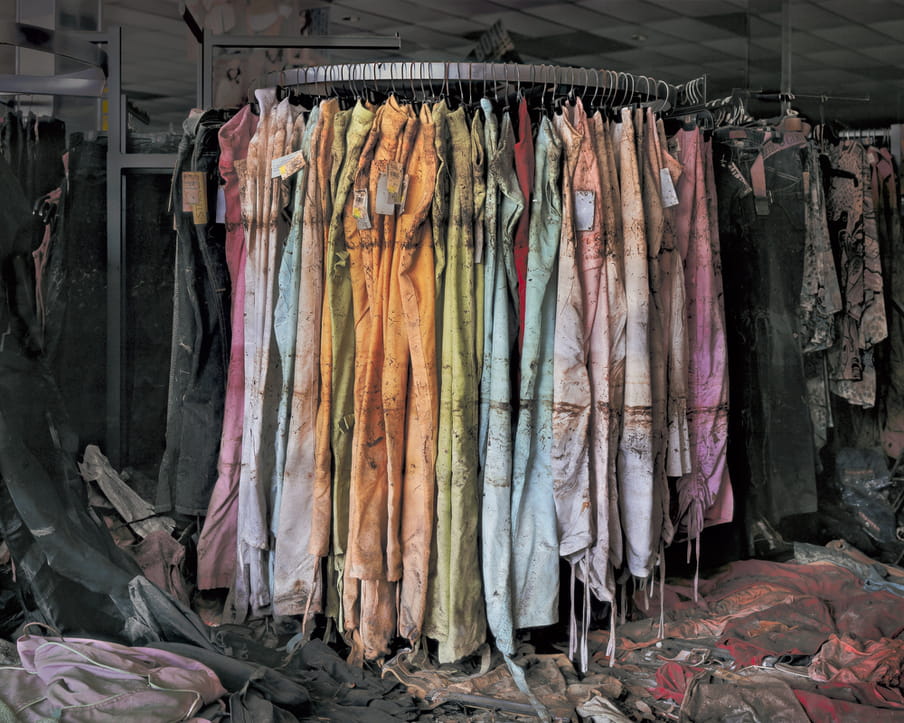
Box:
left=259, top=61, right=704, bottom=112
left=838, top=128, right=891, bottom=140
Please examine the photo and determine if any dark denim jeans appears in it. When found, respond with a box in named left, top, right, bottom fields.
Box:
left=715, top=127, right=818, bottom=527
left=156, top=109, right=230, bottom=516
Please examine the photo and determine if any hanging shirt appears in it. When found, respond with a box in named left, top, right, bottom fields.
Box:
left=236, top=92, right=302, bottom=617
left=638, top=107, right=675, bottom=556
left=595, top=113, right=626, bottom=574
left=551, top=110, right=593, bottom=570
left=425, top=102, right=486, bottom=664
left=480, top=101, right=525, bottom=658
left=325, top=101, right=376, bottom=632
left=273, top=105, right=324, bottom=618
left=270, top=108, right=308, bottom=594
left=826, top=140, right=887, bottom=407
left=614, top=108, right=655, bottom=579
left=395, top=102, right=439, bottom=644
left=309, top=98, right=340, bottom=561
left=511, top=113, right=562, bottom=630
left=196, top=104, right=258, bottom=592
left=674, top=127, right=732, bottom=541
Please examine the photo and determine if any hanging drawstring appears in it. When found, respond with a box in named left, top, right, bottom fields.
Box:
left=581, top=557, right=591, bottom=674
left=568, top=561, right=578, bottom=663
left=658, top=541, right=666, bottom=641
left=606, top=598, right=617, bottom=667
left=694, top=534, right=701, bottom=602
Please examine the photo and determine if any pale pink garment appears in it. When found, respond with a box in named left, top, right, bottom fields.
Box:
left=596, top=115, right=625, bottom=575
left=566, top=99, right=615, bottom=604
left=551, top=111, right=593, bottom=569
left=637, top=108, right=674, bottom=556
left=654, top=118, right=691, bottom=481
left=237, top=93, right=304, bottom=617
left=672, top=128, right=733, bottom=539
left=196, top=105, right=258, bottom=591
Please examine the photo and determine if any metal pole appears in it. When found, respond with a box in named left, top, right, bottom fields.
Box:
left=780, top=0, right=791, bottom=114
left=105, top=25, right=122, bottom=467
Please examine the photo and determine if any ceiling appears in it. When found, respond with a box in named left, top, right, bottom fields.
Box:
left=42, top=0, right=904, bottom=131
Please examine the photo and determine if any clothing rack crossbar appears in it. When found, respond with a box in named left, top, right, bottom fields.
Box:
left=260, top=62, right=703, bottom=110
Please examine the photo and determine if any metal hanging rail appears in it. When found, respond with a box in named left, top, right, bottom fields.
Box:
left=258, top=61, right=696, bottom=111
left=838, top=128, right=891, bottom=139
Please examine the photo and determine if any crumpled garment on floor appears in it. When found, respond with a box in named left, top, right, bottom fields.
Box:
left=132, top=529, right=191, bottom=606
left=679, top=670, right=810, bottom=723
left=382, top=648, right=577, bottom=721
left=809, top=634, right=904, bottom=691
left=794, top=688, right=904, bottom=722
left=651, top=661, right=701, bottom=703
left=0, top=634, right=226, bottom=722
left=610, top=558, right=904, bottom=667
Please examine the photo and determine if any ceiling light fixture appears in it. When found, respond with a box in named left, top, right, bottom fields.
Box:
left=342, top=15, right=360, bottom=23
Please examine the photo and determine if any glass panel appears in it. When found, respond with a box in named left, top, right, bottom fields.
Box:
left=122, top=171, right=174, bottom=477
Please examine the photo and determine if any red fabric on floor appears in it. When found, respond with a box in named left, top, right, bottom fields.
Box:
left=650, top=661, right=700, bottom=703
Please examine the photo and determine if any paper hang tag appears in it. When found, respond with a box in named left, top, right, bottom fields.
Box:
left=659, top=167, right=679, bottom=208
left=397, top=174, right=410, bottom=212
left=182, top=171, right=202, bottom=211
left=271, top=150, right=306, bottom=179
left=182, top=171, right=208, bottom=225
left=353, top=188, right=372, bottom=230
left=574, top=190, right=595, bottom=231
left=375, top=173, right=397, bottom=216
left=215, top=186, right=227, bottom=224
left=386, top=160, right=404, bottom=196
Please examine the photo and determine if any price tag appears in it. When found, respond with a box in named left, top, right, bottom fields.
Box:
left=660, top=168, right=679, bottom=208
left=182, top=171, right=208, bottom=225
left=574, top=190, right=595, bottom=231
left=353, top=188, right=371, bottom=230
left=182, top=171, right=202, bottom=211
left=271, top=150, right=306, bottom=179
left=375, top=173, right=397, bottom=215
left=387, top=160, right=404, bottom=197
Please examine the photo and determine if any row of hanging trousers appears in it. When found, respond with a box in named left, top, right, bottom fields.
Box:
left=159, top=88, right=733, bottom=666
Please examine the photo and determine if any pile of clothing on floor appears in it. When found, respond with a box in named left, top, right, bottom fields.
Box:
left=588, top=543, right=904, bottom=721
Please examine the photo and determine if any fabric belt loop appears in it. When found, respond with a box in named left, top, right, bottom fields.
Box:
left=750, top=152, right=770, bottom=215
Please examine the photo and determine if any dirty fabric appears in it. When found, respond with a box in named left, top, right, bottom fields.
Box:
left=511, top=113, right=562, bottom=629
left=425, top=102, right=486, bottom=663
left=0, top=635, right=226, bottom=721
left=615, top=108, right=655, bottom=578
left=825, top=140, right=887, bottom=407
left=237, top=94, right=304, bottom=617
left=197, top=105, right=258, bottom=591
left=157, top=108, right=230, bottom=517
left=343, top=97, right=412, bottom=658
left=272, top=106, right=323, bottom=617
left=270, top=107, right=311, bottom=588
left=675, top=127, right=733, bottom=540
left=325, top=102, right=375, bottom=629
left=479, top=101, right=524, bottom=658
